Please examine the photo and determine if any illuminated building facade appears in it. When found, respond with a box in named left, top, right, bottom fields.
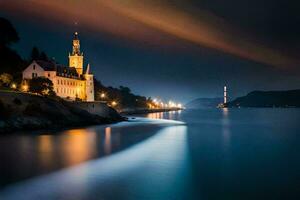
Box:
left=22, top=32, right=95, bottom=102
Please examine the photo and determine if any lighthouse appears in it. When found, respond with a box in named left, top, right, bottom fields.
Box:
left=224, top=86, right=227, bottom=104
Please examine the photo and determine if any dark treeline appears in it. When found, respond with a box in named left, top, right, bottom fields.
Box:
left=94, top=79, right=151, bottom=108
left=0, top=17, right=151, bottom=109
left=0, top=18, right=26, bottom=80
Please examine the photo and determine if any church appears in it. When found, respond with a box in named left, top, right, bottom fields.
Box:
left=22, top=32, right=95, bottom=102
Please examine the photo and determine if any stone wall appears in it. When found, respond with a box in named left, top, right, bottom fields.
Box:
left=71, top=101, right=120, bottom=118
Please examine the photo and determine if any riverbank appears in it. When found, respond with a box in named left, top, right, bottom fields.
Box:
left=120, top=108, right=182, bottom=115
left=0, top=91, right=124, bottom=134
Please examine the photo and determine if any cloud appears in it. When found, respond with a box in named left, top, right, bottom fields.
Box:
left=1, top=0, right=299, bottom=69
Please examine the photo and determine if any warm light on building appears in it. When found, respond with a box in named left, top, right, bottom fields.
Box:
left=22, top=32, right=95, bottom=102
left=22, top=84, right=28, bottom=92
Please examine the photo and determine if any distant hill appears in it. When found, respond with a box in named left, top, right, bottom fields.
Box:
left=226, top=90, right=300, bottom=108
left=185, top=97, right=223, bottom=109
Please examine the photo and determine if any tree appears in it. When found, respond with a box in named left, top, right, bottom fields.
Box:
left=30, top=46, right=40, bottom=61
left=40, top=51, right=49, bottom=61
left=0, top=17, right=19, bottom=46
left=29, top=47, right=49, bottom=62
left=29, top=77, right=56, bottom=96
left=93, top=77, right=149, bottom=108
left=0, top=18, right=26, bottom=77
left=119, top=86, right=131, bottom=94
left=0, top=73, right=13, bottom=87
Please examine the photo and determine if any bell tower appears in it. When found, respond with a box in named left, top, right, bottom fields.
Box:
left=69, top=32, right=84, bottom=75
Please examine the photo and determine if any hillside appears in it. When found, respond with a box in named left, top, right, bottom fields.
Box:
left=226, top=90, right=300, bottom=108
left=0, top=91, right=123, bottom=133
left=185, top=97, right=223, bottom=109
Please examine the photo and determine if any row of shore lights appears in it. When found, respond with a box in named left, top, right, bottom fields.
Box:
left=151, top=98, right=182, bottom=109
left=99, top=92, right=182, bottom=109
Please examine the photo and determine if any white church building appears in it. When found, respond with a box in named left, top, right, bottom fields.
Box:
left=22, top=32, right=95, bottom=102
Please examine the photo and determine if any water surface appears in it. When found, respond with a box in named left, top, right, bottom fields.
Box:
left=0, top=109, right=300, bottom=199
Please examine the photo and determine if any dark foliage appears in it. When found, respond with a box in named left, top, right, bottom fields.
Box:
left=29, top=77, right=56, bottom=96
left=30, top=47, right=40, bottom=61
left=0, top=46, right=27, bottom=77
left=0, top=18, right=27, bottom=78
left=94, top=79, right=150, bottom=108
left=29, top=46, right=49, bottom=62
left=0, top=17, right=19, bottom=46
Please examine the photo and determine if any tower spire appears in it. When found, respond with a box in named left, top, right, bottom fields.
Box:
left=72, top=32, right=81, bottom=55
left=69, top=32, right=84, bottom=74
left=86, top=63, right=91, bottom=74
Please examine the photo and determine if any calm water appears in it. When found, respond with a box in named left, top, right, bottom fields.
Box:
left=0, top=109, right=300, bottom=199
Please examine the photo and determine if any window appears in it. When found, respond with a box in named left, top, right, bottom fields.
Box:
left=33, top=65, right=36, bottom=70
left=57, top=80, right=59, bottom=85
left=48, top=73, right=50, bottom=77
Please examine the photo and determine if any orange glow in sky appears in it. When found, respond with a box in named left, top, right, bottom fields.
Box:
left=0, top=0, right=299, bottom=69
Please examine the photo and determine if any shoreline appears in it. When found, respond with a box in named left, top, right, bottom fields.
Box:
left=0, top=91, right=182, bottom=134
left=0, top=116, right=126, bottom=135
left=120, top=108, right=182, bottom=115
left=0, top=91, right=125, bottom=134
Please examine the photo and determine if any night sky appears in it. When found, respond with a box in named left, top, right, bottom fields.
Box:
left=1, top=0, right=300, bottom=103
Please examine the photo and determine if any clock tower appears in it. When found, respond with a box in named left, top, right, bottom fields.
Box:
left=69, top=32, right=84, bottom=75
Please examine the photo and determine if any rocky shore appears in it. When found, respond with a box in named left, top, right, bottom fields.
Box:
left=0, top=91, right=124, bottom=134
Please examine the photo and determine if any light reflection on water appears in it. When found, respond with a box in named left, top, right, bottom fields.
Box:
left=104, top=127, right=112, bottom=155
left=0, top=117, right=184, bottom=189
left=1, top=109, right=300, bottom=199
left=0, top=124, right=189, bottom=200
left=221, top=108, right=231, bottom=149
left=147, top=110, right=181, bottom=121
left=0, top=118, right=178, bottom=188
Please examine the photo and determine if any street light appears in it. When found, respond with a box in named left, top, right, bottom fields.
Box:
left=11, top=83, right=17, bottom=89
left=111, top=101, right=117, bottom=107
left=100, top=92, right=106, bottom=99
